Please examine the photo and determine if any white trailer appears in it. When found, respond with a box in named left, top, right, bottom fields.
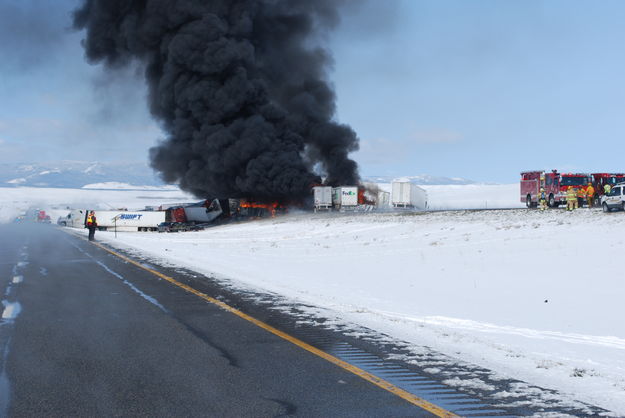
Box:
left=391, top=180, right=427, bottom=209
left=332, top=186, right=358, bottom=210
left=313, top=186, right=333, bottom=211
left=90, top=210, right=166, bottom=232
left=377, top=191, right=391, bottom=208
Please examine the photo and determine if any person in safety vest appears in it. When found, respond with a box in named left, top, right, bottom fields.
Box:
left=566, top=186, right=577, bottom=211
left=604, top=183, right=612, bottom=195
left=576, top=186, right=586, bottom=208
left=86, top=211, right=97, bottom=241
left=538, top=187, right=547, bottom=211
left=586, top=183, right=595, bottom=208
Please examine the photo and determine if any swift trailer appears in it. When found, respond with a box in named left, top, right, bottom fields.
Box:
left=93, top=211, right=166, bottom=232
left=59, top=210, right=166, bottom=232
left=520, top=170, right=591, bottom=208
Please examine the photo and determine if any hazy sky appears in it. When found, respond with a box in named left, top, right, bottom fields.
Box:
left=2, top=1, right=625, bottom=183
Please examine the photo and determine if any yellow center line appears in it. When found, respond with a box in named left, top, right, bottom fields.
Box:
left=92, top=240, right=457, bottom=418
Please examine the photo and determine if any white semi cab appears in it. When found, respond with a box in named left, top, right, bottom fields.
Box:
left=601, top=183, right=625, bottom=212
left=57, top=209, right=88, bottom=227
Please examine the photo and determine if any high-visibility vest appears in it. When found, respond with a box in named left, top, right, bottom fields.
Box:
left=605, top=184, right=612, bottom=194
left=566, top=189, right=577, bottom=201
left=577, top=188, right=585, bottom=198
left=587, top=186, right=595, bottom=197
left=87, top=215, right=94, bottom=226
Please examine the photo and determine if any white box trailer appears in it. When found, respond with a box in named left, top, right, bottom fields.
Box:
left=93, top=210, right=166, bottom=231
left=313, top=186, right=333, bottom=211
left=377, top=191, right=391, bottom=208
left=391, top=181, right=427, bottom=209
left=332, top=186, right=358, bottom=210
left=59, top=209, right=166, bottom=231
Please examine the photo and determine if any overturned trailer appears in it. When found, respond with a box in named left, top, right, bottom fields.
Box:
left=183, top=199, right=223, bottom=223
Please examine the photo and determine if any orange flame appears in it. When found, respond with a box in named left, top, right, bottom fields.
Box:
left=239, top=200, right=280, bottom=217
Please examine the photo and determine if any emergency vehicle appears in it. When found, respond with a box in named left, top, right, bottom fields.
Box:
left=520, top=170, right=592, bottom=208
left=601, top=182, right=625, bottom=212
left=591, top=173, right=625, bottom=196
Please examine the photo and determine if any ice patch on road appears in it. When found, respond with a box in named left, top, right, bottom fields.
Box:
left=1, top=302, right=21, bottom=320
left=11, top=276, right=22, bottom=284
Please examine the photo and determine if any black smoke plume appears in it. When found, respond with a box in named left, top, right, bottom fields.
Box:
left=73, top=0, right=360, bottom=202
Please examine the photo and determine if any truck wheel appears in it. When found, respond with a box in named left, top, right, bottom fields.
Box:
left=603, top=203, right=611, bottom=213
left=526, top=195, right=532, bottom=208
left=622, top=202, right=625, bottom=212
left=548, top=194, right=556, bottom=208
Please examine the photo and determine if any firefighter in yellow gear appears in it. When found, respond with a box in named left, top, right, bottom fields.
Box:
left=604, top=183, right=612, bottom=195
left=576, top=186, right=586, bottom=208
left=586, top=183, right=595, bottom=208
left=538, top=187, right=548, bottom=211
left=566, top=186, right=577, bottom=211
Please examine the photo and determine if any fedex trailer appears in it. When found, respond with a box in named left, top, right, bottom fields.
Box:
left=332, top=186, right=358, bottom=210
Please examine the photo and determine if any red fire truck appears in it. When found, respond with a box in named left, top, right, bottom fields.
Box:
left=520, top=170, right=591, bottom=208
left=591, top=173, right=625, bottom=196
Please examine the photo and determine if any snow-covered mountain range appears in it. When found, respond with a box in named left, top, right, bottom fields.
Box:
left=0, top=161, right=478, bottom=189
left=0, top=161, right=166, bottom=188
left=363, top=175, right=477, bottom=185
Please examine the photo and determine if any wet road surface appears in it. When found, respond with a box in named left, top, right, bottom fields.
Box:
left=0, top=223, right=433, bottom=417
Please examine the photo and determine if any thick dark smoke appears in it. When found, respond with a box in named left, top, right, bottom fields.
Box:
left=73, top=0, right=360, bottom=201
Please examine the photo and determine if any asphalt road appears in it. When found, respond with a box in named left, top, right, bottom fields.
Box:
left=0, top=223, right=432, bottom=417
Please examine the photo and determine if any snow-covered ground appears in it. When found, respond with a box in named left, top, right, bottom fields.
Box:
left=1, top=184, right=624, bottom=413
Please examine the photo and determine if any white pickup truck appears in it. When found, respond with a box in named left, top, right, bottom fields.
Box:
left=601, top=183, right=625, bottom=212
